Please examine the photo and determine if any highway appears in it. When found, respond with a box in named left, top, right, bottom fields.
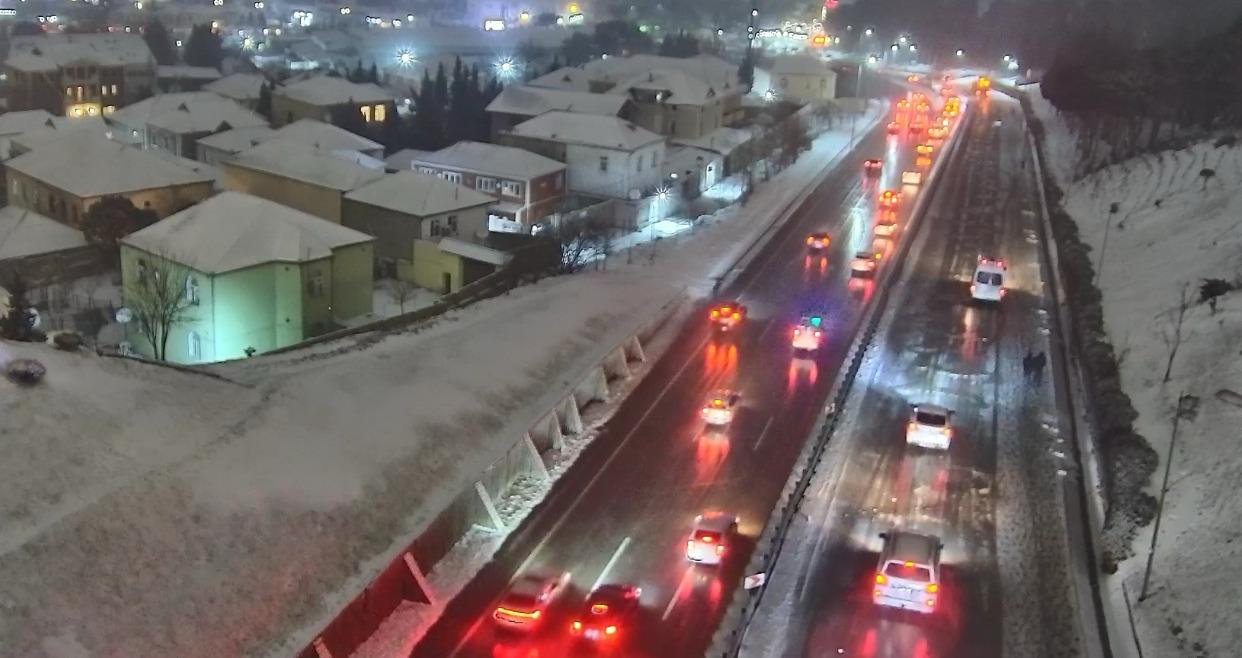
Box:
left=739, top=92, right=1086, bottom=658
left=410, top=81, right=950, bottom=658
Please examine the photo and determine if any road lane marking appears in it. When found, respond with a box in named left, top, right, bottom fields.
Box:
left=592, top=536, right=632, bottom=591
left=752, top=416, right=775, bottom=451
left=662, top=567, right=697, bottom=620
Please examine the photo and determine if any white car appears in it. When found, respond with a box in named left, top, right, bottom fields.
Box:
left=873, top=530, right=943, bottom=614
left=686, top=511, right=739, bottom=565
left=701, top=390, right=741, bottom=426
left=874, top=219, right=898, bottom=238
left=493, top=571, right=571, bottom=631
left=906, top=404, right=953, bottom=450
left=971, top=257, right=1007, bottom=303
left=850, top=251, right=878, bottom=278
left=792, top=314, right=825, bottom=352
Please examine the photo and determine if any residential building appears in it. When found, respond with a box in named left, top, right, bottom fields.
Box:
left=0, top=110, right=55, bottom=159
left=485, top=85, right=632, bottom=141
left=195, top=119, right=382, bottom=167
left=342, top=171, right=497, bottom=292
left=6, top=116, right=114, bottom=158
left=409, top=141, right=566, bottom=232
left=202, top=73, right=269, bottom=110
left=4, top=33, right=156, bottom=117
left=580, top=54, right=744, bottom=139
left=383, top=148, right=434, bottom=172
left=222, top=140, right=384, bottom=223
left=5, top=136, right=215, bottom=227
left=195, top=126, right=277, bottom=167
left=528, top=67, right=592, bottom=92
left=501, top=111, right=665, bottom=201
left=0, top=206, right=107, bottom=288
left=120, top=192, right=375, bottom=363
left=769, top=55, right=837, bottom=103
left=106, top=91, right=268, bottom=160
left=673, top=126, right=758, bottom=177
left=155, top=65, right=223, bottom=93
left=270, top=75, right=395, bottom=128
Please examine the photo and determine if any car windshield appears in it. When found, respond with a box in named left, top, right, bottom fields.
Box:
left=883, top=562, right=933, bottom=582
left=976, top=271, right=1003, bottom=285
left=915, top=410, right=947, bottom=426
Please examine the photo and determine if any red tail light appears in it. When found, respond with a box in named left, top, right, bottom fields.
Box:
left=732, top=312, right=741, bottom=320
left=970, top=284, right=977, bottom=293
left=710, top=309, right=719, bottom=318
left=605, top=625, right=618, bottom=636
left=926, top=597, right=937, bottom=607
left=926, top=583, right=939, bottom=593
left=572, top=620, right=582, bottom=632
left=806, top=236, right=814, bottom=244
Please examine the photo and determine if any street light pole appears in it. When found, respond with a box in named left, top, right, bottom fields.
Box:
left=1140, top=392, right=1194, bottom=600
left=746, top=6, right=759, bottom=92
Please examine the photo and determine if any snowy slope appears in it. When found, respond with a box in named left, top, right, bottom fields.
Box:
left=1039, top=104, right=1242, bottom=657
left=0, top=109, right=880, bottom=658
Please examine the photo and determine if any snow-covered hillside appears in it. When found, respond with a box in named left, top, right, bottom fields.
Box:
left=1035, top=93, right=1242, bottom=657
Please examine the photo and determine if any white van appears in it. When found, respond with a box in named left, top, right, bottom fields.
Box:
left=971, top=257, right=1007, bottom=303
left=873, top=531, right=943, bottom=614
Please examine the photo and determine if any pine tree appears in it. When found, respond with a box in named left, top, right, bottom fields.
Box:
left=350, top=59, right=365, bottom=82
left=434, top=62, right=449, bottom=111
left=368, top=62, right=380, bottom=84
left=330, top=100, right=368, bottom=137
left=184, top=23, right=224, bottom=70
left=448, top=57, right=469, bottom=143
left=411, top=70, right=444, bottom=149
left=256, top=81, right=272, bottom=120
left=547, top=54, right=563, bottom=74
left=380, top=110, right=406, bottom=153
left=143, top=19, right=177, bottom=66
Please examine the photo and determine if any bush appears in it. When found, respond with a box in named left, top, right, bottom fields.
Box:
left=53, top=332, right=82, bottom=351
left=6, top=358, right=46, bottom=385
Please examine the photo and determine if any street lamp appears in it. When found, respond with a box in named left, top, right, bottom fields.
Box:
left=1002, top=54, right=1012, bottom=62
left=763, top=88, right=776, bottom=102
left=908, top=44, right=917, bottom=53
left=494, top=56, right=520, bottom=79
left=395, top=49, right=415, bottom=67
left=890, top=43, right=899, bottom=52
left=898, top=35, right=907, bottom=44
left=864, top=27, right=873, bottom=36
left=955, top=48, right=965, bottom=57
left=751, top=8, right=759, bottom=17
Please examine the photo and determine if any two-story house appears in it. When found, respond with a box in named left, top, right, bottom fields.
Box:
left=5, top=33, right=156, bottom=117
left=271, top=75, right=395, bottom=129
left=580, top=54, right=744, bottom=139
left=407, top=141, right=566, bottom=233
left=222, top=140, right=385, bottom=223
left=106, top=91, right=268, bottom=160
left=485, top=85, right=633, bottom=141
left=769, top=55, right=838, bottom=104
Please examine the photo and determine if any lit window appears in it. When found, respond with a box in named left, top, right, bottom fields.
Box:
left=101, top=84, right=107, bottom=96
left=87, top=106, right=98, bottom=116
left=76, top=85, right=83, bottom=101
left=501, top=180, right=521, bottom=196
left=65, top=87, right=72, bottom=97
left=71, top=107, right=83, bottom=117
left=476, top=177, right=496, bottom=192
left=103, top=105, right=115, bottom=115
left=374, top=104, right=386, bottom=122
left=360, top=105, right=372, bottom=122
left=111, top=84, right=118, bottom=95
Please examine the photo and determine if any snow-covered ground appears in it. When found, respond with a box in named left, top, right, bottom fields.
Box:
left=0, top=107, right=882, bottom=658
left=1033, top=93, right=1242, bottom=657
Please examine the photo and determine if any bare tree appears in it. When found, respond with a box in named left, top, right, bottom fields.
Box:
left=1158, top=283, right=1194, bottom=383
left=123, top=255, right=195, bottom=361
left=553, top=219, right=607, bottom=273
left=1198, top=167, right=1216, bottom=191
left=386, top=278, right=417, bottom=314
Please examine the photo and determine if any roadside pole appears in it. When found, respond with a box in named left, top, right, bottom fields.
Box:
left=1139, top=392, right=1194, bottom=600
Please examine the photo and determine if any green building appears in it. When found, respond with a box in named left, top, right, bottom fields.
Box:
left=119, top=191, right=375, bottom=363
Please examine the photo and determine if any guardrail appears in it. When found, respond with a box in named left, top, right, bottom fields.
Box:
left=704, top=102, right=977, bottom=657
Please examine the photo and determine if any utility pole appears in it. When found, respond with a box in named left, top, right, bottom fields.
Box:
left=1140, top=392, right=1195, bottom=600
left=745, top=6, right=758, bottom=92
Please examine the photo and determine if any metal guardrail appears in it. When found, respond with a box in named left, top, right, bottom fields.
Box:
left=705, top=103, right=978, bottom=657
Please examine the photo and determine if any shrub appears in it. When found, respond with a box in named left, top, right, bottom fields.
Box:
left=6, top=358, right=46, bottom=385
left=53, top=332, right=82, bottom=351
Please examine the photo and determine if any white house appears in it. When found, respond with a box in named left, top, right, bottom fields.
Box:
left=768, top=55, right=838, bottom=104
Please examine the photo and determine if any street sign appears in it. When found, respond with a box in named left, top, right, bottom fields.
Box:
left=743, top=573, right=767, bottom=590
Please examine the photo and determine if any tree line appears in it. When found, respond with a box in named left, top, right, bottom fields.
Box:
left=560, top=20, right=710, bottom=66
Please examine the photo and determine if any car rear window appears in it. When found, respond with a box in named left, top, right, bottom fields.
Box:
left=976, top=271, right=1003, bottom=285
left=695, top=530, right=721, bottom=543
left=915, top=410, right=947, bottom=426
left=883, top=562, right=933, bottom=582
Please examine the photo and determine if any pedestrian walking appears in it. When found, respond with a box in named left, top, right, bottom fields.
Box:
left=1022, top=350, right=1033, bottom=380
left=1031, top=351, right=1047, bottom=385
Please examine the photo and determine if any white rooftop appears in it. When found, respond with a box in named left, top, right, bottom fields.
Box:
left=527, top=67, right=592, bottom=92
left=769, top=54, right=833, bottom=77
left=270, top=118, right=382, bottom=153
left=6, top=135, right=214, bottom=198
left=345, top=171, right=494, bottom=218
left=582, top=54, right=739, bottom=94
left=108, top=91, right=268, bottom=136
left=486, top=85, right=628, bottom=118
left=0, top=110, right=55, bottom=137
left=229, top=140, right=385, bottom=192
left=384, top=148, right=435, bottom=171
left=203, top=73, right=268, bottom=102
left=608, top=68, right=719, bottom=106
left=123, top=192, right=372, bottom=274
left=6, top=33, right=154, bottom=72
left=414, top=141, right=565, bottom=180
left=195, top=126, right=277, bottom=154
left=438, top=236, right=510, bottom=266
left=9, top=115, right=112, bottom=155
left=509, top=111, right=663, bottom=152
left=673, top=126, right=756, bottom=156
left=276, top=75, right=394, bottom=106
left=156, top=65, right=223, bottom=81
left=0, top=206, right=87, bottom=260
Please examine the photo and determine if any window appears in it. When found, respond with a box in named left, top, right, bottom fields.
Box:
left=374, top=104, right=386, bottom=122
left=428, top=219, right=442, bottom=237
left=188, top=331, right=202, bottom=359
left=137, top=259, right=150, bottom=286
left=650, top=152, right=656, bottom=168
left=100, top=84, right=107, bottom=96
left=76, top=86, right=83, bottom=101
left=446, top=215, right=458, bottom=235
left=500, top=180, right=521, bottom=197
left=65, top=87, right=72, bottom=97
left=599, top=155, right=609, bottom=172
left=636, top=157, right=642, bottom=173
left=476, top=177, right=496, bottom=193
left=360, top=105, right=372, bottom=122
left=417, top=166, right=437, bottom=176
left=111, top=84, right=118, bottom=95
left=307, top=271, right=324, bottom=297
left=442, top=171, right=462, bottom=184
left=185, top=277, right=200, bottom=305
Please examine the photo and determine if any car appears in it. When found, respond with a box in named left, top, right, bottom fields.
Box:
left=493, top=572, right=571, bottom=632
left=874, top=217, right=898, bottom=238
left=939, top=85, right=952, bottom=97
left=863, top=158, right=883, bottom=175
left=971, top=257, right=1007, bottom=302
left=915, top=143, right=934, bottom=155
left=906, top=74, right=920, bottom=83
left=701, top=390, right=741, bottom=425
left=915, top=155, right=932, bottom=169
left=806, top=231, right=831, bottom=251
left=792, top=313, right=825, bottom=352
left=850, top=250, right=878, bottom=278
left=686, top=511, right=739, bottom=565
left=927, top=126, right=947, bottom=140
left=887, top=121, right=902, bottom=135
left=878, top=189, right=900, bottom=209
left=709, top=301, right=746, bottom=332
left=873, top=531, right=943, bottom=614
left=896, top=98, right=909, bottom=110
left=570, top=584, right=642, bottom=644
left=906, top=403, right=953, bottom=450
left=901, top=171, right=922, bottom=185
left=975, top=75, right=991, bottom=94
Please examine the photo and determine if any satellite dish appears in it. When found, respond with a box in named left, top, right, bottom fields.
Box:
left=115, top=307, right=133, bottom=323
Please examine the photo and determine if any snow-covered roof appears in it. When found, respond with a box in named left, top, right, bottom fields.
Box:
left=608, top=68, right=718, bottom=106
left=108, top=92, right=268, bottom=136
left=8, top=116, right=113, bottom=155
left=345, top=171, right=493, bottom=217
left=582, top=54, right=739, bottom=94
left=6, top=135, right=213, bottom=198
left=6, top=33, right=154, bottom=72
left=123, top=192, right=373, bottom=274
left=276, top=75, right=394, bottom=106
left=414, top=141, right=565, bottom=180
left=330, top=148, right=386, bottom=170
left=195, top=126, right=277, bottom=154
left=203, top=73, right=268, bottom=102
left=384, top=148, right=434, bottom=171
left=270, top=118, right=382, bottom=153
left=663, top=144, right=720, bottom=178
left=769, top=54, right=833, bottom=77
left=672, top=126, right=755, bottom=156
left=229, top=140, right=385, bottom=192
left=438, top=236, right=510, bottom=266
left=0, top=206, right=87, bottom=260
left=509, top=111, right=663, bottom=152
left=156, top=65, right=223, bottom=81
left=0, top=110, right=55, bottom=137
left=486, top=85, right=628, bottom=118
left=528, top=67, right=592, bottom=92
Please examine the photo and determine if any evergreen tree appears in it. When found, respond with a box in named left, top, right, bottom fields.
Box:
left=433, top=62, right=449, bottom=111
left=143, top=19, right=177, bottom=66
left=330, top=100, right=368, bottom=137
left=184, top=24, right=223, bottom=70
left=411, top=71, right=444, bottom=149
left=368, top=62, right=380, bottom=84
left=738, top=52, right=755, bottom=93
left=349, top=59, right=365, bottom=82
left=547, top=54, right=563, bottom=74
left=256, top=81, right=272, bottom=120
left=448, top=57, right=470, bottom=144
left=380, top=110, right=406, bottom=152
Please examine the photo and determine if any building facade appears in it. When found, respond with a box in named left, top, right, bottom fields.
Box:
left=4, top=34, right=156, bottom=117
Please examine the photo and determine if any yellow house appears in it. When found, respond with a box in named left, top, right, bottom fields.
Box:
left=222, top=140, right=385, bottom=223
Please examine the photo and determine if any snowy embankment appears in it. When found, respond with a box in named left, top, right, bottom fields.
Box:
left=0, top=106, right=881, bottom=658
left=1035, top=91, right=1242, bottom=658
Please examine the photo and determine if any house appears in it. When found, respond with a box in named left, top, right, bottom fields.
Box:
left=580, top=54, right=744, bottom=138
left=119, top=192, right=375, bottom=363
left=410, top=141, right=566, bottom=232
left=155, top=65, right=223, bottom=93
left=4, top=33, right=156, bottom=117
left=342, top=171, right=498, bottom=292
left=485, top=85, right=632, bottom=141
left=0, top=110, right=56, bottom=160
left=501, top=111, right=665, bottom=201
left=106, top=91, right=268, bottom=160
left=222, top=140, right=385, bottom=223
left=195, top=126, right=278, bottom=167
left=0, top=206, right=107, bottom=288
left=5, top=135, right=215, bottom=227
left=528, top=67, right=592, bottom=92
left=663, top=145, right=724, bottom=198
left=271, top=75, right=395, bottom=128
left=195, top=119, right=383, bottom=167
left=769, top=55, right=837, bottom=103
left=383, top=148, right=434, bottom=172
left=6, top=116, right=115, bottom=158
left=673, top=126, right=758, bottom=177
left=202, top=72, right=269, bottom=109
